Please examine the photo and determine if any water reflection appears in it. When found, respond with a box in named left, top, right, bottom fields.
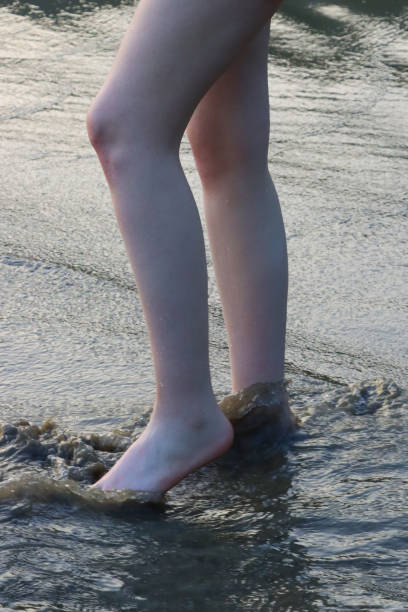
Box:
left=3, top=0, right=406, bottom=22
left=0, top=442, right=329, bottom=610
left=0, top=0, right=129, bottom=19
left=282, top=0, right=408, bottom=23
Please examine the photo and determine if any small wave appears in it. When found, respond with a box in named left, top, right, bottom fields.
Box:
left=333, top=378, right=405, bottom=415
left=0, top=474, right=164, bottom=512
left=0, top=378, right=405, bottom=515
left=0, top=381, right=297, bottom=505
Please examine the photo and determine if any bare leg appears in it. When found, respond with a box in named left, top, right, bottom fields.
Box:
left=86, top=0, right=283, bottom=493
left=187, top=21, right=288, bottom=394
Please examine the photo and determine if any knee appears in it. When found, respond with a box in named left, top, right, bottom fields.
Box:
left=86, top=99, right=125, bottom=163
left=86, top=101, right=106, bottom=149
left=86, top=105, right=125, bottom=180
left=86, top=96, right=178, bottom=169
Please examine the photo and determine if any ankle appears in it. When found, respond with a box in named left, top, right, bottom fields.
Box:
left=152, top=389, right=221, bottom=422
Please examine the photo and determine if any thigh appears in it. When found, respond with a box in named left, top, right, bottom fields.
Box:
left=186, top=21, right=272, bottom=175
left=89, top=0, right=282, bottom=149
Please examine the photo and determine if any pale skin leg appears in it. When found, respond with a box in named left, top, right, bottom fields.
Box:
left=86, top=0, right=285, bottom=494
left=186, top=21, right=288, bottom=394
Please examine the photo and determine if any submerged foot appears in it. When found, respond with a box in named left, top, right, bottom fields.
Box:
left=91, top=399, right=234, bottom=494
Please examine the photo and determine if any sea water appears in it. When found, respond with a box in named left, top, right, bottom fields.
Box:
left=0, top=0, right=407, bottom=609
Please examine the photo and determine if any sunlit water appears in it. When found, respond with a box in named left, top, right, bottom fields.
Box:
left=0, top=0, right=407, bottom=610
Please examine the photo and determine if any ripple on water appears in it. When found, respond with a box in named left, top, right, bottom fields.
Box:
left=0, top=377, right=406, bottom=610
left=0, top=380, right=297, bottom=511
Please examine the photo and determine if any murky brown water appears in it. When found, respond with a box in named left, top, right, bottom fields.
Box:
left=0, top=0, right=407, bottom=610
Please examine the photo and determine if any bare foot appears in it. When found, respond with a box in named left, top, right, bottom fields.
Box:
left=91, top=400, right=234, bottom=494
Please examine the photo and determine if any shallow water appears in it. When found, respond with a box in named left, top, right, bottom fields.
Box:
left=0, top=0, right=407, bottom=610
